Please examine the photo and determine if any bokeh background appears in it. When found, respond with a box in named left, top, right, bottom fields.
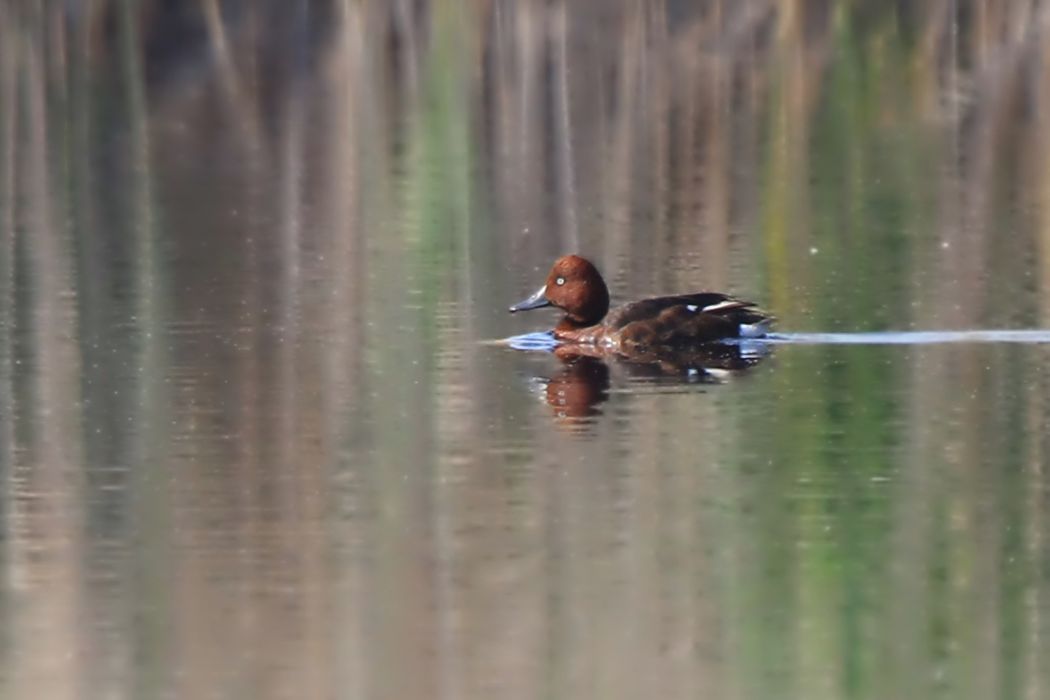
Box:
left=2, top=1, right=1050, bottom=699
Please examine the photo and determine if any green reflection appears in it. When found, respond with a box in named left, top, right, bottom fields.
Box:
left=1, top=2, right=1049, bottom=700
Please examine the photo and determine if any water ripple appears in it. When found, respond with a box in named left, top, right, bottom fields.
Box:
left=763, top=330, right=1050, bottom=345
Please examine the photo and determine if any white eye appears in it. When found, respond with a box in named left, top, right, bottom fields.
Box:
left=556, top=277, right=565, bottom=286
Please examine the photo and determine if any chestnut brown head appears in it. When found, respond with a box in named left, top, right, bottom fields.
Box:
left=509, top=255, right=610, bottom=327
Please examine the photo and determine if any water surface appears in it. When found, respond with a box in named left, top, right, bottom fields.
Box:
left=2, top=2, right=1050, bottom=699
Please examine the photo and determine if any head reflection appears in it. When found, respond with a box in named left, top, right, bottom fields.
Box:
left=543, top=352, right=611, bottom=425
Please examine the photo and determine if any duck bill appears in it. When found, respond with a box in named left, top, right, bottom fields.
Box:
left=509, top=285, right=551, bottom=312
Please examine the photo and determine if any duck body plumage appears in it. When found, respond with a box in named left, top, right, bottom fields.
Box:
left=511, top=255, right=771, bottom=349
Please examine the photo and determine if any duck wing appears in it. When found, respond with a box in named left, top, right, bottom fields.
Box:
left=605, top=294, right=765, bottom=327
left=606, top=294, right=769, bottom=347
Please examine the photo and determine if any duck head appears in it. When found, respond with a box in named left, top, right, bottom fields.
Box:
left=509, top=255, right=610, bottom=327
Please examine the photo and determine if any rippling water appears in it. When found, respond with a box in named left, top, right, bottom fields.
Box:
left=2, top=2, right=1050, bottom=699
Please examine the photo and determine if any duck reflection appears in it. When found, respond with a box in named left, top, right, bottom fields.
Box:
left=533, top=342, right=768, bottom=428
left=542, top=353, right=612, bottom=422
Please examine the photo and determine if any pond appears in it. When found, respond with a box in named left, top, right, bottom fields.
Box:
left=2, top=2, right=1050, bottom=699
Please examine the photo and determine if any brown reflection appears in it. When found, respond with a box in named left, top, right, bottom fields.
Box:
left=543, top=353, right=610, bottom=425
left=539, top=343, right=767, bottom=427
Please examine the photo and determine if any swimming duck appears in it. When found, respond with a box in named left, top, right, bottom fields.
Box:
left=509, top=255, right=770, bottom=348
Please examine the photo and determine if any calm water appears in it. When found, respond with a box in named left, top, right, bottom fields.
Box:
left=3, top=2, right=1050, bottom=699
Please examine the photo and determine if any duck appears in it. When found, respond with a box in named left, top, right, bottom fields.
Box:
left=509, top=255, right=770, bottom=348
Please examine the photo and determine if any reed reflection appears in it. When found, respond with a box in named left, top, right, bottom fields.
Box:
left=3, top=1, right=1050, bottom=700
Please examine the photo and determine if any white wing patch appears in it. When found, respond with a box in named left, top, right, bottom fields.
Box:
left=700, top=299, right=744, bottom=313
left=686, top=304, right=698, bottom=312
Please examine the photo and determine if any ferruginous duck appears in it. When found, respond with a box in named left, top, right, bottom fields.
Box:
left=509, top=255, right=770, bottom=348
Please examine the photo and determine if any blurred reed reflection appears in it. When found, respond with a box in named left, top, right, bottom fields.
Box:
left=1, top=1, right=1050, bottom=699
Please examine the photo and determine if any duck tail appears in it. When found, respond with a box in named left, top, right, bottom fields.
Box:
left=738, top=316, right=773, bottom=338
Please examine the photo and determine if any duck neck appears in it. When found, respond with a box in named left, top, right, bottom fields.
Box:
left=563, top=282, right=609, bottom=327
